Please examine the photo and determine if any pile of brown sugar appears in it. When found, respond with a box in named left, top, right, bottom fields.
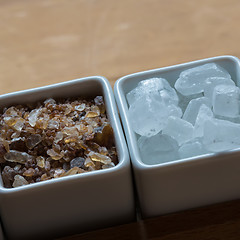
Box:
left=0, top=96, right=117, bottom=188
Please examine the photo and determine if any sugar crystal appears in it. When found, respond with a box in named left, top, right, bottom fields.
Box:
left=127, top=77, right=178, bottom=106
left=162, top=116, right=194, bottom=145
left=175, top=63, right=231, bottom=95
left=28, top=109, right=41, bottom=127
left=178, top=92, right=203, bottom=112
left=194, top=104, right=214, bottom=138
left=183, top=97, right=212, bottom=125
left=203, top=119, right=240, bottom=152
left=212, top=84, right=240, bottom=118
left=179, top=139, right=209, bottom=159
left=138, top=133, right=179, bottom=165
left=12, top=175, right=28, bottom=188
left=4, top=150, right=33, bottom=164
left=203, top=77, right=235, bottom=99
left=26, top=134, right=42, bottom=149
left=128, top=95, right=169, bottom=137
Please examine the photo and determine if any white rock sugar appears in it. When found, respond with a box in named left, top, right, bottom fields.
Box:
left=182, top=97, right=212, bottom=125
left=203, top=118, right=240, bottom=152
left=126, top=77, right=178, bottom=106
left=128, top=95, right=169, bottom=137
left=162, top=116, right=194, bottom=146
left=127, top=63, right=240, bottom=165
left=179, top=139, right=209, bottom=159
left=194, top=104, right=214, bottom=138
left=212, top=84, right=240, bottom=118
left=174, top=63, right=231, bottom=96
left=138, top=133, right=179, bottom=165
left=178, top=92, right=203, bottom=112
left=203, top=77, right=235, bottom=100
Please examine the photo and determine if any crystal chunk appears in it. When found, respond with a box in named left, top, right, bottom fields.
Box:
left=28, top=109, right=41, bottom=127
left=26, top=134, right=42, bottom=149
left=212, top=84, right=240, bottom=118
left=138, top=133, right=179, bottom=165
left=47, top=149, right=64, bottom=160
left=12, top=175, right=28, bottom=188
left=102, top=162, right=115, bottom=169
left=194, top=104, right=214, bottom=138
left=167, top=104, right=183, bottom=118
left=178, top=92, right=203, bottom=112
left=4, top=150, right=33, bottom=164
left=75, top=103, right=86, bottom=112
left=203, top=77, right=235, bottom=99
left=36, top=156, right=45, bottom=168
left=126, top=77, right=178, bottom=106
left=44, top=98, right=56, bottom=105
left=175, top=63, right=231, bottom=95
left=183, top=97, right=212, bottom=125
left=162, top=116, right=194, bottom=145
left=88, top=152, right=112, bottom=164
left=64, top=167, right=79, bottom=176
left=54, top=132, right=63, bottom=144
left=23, top=168, right=35, bottom=177
left=13, top=118, right=25, bottom=132
left=128, top=95, right=169, bottom=137
left=70, top=157, right=85, bottom=168
left=179, top=139, right=209, bottom=159
left=48, top=120, right=59, bottom=129
left=203, top=119, right=240, bottom=152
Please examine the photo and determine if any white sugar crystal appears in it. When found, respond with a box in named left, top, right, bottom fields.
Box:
left=183, top=97, right=212, bottom=125
left=162, top=116, right=194, bottom=145
left=179, top=139, right=209, bottom=159
left=212, top=84, right=240, bottom=118
left=138, top=133, right=179, bottom=165
left=194, top=104, right=214, bottom=138
left=139, top=78, right=179, bottom=106
left=203, top=118, right=240, bottom=152
left=178, top=92, right=203, bottom=112
left=167, top=104, right=183, bottom=118
left=175, top=63, right=231, bottom=96
left=126, top=77, right=178, bottom=106
left=128, top=95, right=169, bottom=137
left=203, top=77, right=235, bottom=100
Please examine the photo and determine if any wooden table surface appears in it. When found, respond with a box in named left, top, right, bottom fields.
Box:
left=1, top=0, right=240, bottom=239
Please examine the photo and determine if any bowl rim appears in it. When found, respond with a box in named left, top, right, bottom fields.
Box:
left=114, top=55, right=240, bottom=171
left=0, top=76, right=130, bottom=193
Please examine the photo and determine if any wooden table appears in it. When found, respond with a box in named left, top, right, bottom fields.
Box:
left=1, top=0, right=240, bottom=239
left=60, top=200, right=240, bottom=240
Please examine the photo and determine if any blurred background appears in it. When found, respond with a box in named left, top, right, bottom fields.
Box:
left=0, top=0, right=240, bottom=94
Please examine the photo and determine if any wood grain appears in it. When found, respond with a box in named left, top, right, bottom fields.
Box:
left=1, top=0, right=240, bottom=239
left=60, top=200, right=240, bottom=240
left=1, top=0, right=240, bottom=93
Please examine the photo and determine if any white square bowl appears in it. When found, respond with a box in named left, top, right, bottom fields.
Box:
left=114, top=55, right=240, bottom=218
left=0, top=76, right=135, bottom=240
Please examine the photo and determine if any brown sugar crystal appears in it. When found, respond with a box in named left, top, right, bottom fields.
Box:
left=0, top=97, right=118, bottom=188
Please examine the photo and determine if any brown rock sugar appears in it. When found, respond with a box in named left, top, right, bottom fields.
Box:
left=0, top=96, right=118, bottom=188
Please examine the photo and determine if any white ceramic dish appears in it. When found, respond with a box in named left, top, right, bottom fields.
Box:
left=0, top=76, right=135, bottom=240
left=114, top=55, right=240, bottom=218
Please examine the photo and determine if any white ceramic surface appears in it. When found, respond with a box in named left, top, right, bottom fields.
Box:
left=114, top=55, right=240, bottom=218
left=0, top=76, right=135, bottom=240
